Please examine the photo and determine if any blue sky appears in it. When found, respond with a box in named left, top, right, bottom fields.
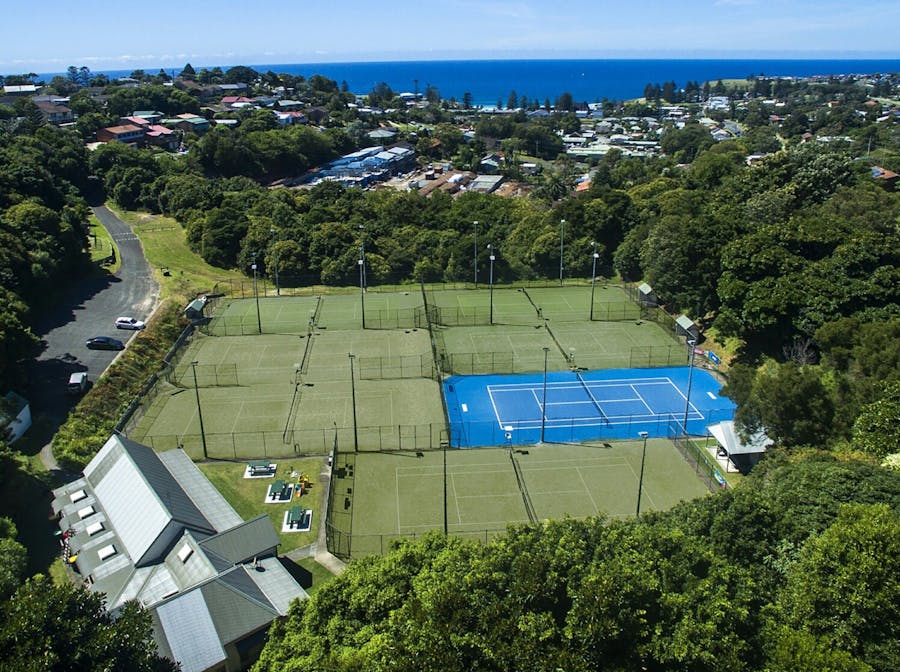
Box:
left=3, top=1, right=899, bottom=73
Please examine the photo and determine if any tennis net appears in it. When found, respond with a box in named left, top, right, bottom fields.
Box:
left=575, top=371, right=610, bottom=425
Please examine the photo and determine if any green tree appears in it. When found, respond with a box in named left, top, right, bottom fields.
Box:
left=0, top=575, right=178, bottom=671
left=774, top=504, right=900, bottom=671
left=851, top=381, right=900, bottom=459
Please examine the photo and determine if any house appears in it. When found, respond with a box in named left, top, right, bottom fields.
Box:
left=214, top=83, right=249, bottom=95
left=145, top=124, right=179, bottom=150
left=478, top=153, right=503, bottom=174
left=2, top=84, right=38, bottom=96
left=871, top=166, right=899, bottom=191
left=468, top=174, right=504, bottom=193
left=97, top=124, right=145, bottom=145
left=1, top=391, right=31, bottom=443
left=132, top=110, right=164, bottom=124
left=163, top=115, right=210, bottom=134
left=51, top=434, right=306, bottom=672
left=367, top=128, right=397, bottom=141
left=35, top=101, right=75, bottom=125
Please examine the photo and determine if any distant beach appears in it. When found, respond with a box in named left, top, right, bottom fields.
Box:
left=37, top=58, right=900, bottom=105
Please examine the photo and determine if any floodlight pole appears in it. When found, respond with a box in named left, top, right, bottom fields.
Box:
left=270, top=228, right=280, bottom=296
left=442, top=435, right=448, bottom=535
left=358, top=224, right=367, bottom=289
left=541, top=347, right=550, bottom=442
left=251, top=255, right=261, bottom=334
left=358, top=258, right=366, bottom=329
left=190, top=361, right=208, bottom=459
left=559, top=218, right=566, bottom=286
left=488, top=244, right=495, bottom=325
left=636, top=431, right=649, bottom=516
left=473, top=220, right=478, bottom=287
left=589, top=241, right=599, bottom=321
left=349, top=353, right=358, bottom=452
left=682, top=339, right=697, bottom=435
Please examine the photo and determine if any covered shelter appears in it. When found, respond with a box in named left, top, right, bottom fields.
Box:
left=675, top=314, right=699, bottom=341
left=185, top=295, right=208, bottom=320
left=637, top=283, right=657, bottom=306
left=707, top=420, right=772, bottom=474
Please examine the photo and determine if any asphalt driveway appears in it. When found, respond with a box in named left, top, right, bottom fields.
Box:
left=25, top=205, right=159, bottom=446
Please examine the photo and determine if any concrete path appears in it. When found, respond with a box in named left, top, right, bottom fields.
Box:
left=285, top=457, right=346, bottom=575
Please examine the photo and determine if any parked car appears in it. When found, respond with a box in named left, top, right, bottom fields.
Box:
left=86, top=336, right=125, bottom=350
left=115, top=316, right=146, bottom=330
left=67, top=372, right=89, bottom=395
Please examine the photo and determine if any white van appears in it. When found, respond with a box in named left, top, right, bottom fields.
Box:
left=67, top=372, right=89, bottom=395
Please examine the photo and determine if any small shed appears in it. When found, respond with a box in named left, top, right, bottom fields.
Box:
left=184, top=295, right=208, bottom=320
left=1, top=391, right=31, bottom=443
left=637, top=283, right=657, bottom=306
left=675, top=314, right=699, bottom=341
left=707, top=420, right=772, bottom=474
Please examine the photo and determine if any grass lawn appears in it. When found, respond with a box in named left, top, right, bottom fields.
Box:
left=198, top=458, right=327, bottom=554
left=284, top=557, right=337, bottom=596
left=88, top=213, right=119, bottom=272
left=106, top=206, right=245, bottom=304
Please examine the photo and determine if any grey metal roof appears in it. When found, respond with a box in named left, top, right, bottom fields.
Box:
left=202, top=570, right=278, bottom=645
left=707, top=420, right=773, bottom=456
left=88, top=436, right=216, bottom=565
left=155, top=589, right=225, bottom=672
left=199, top=515, right=279, bottom=564
left=159, top=451, right=242, bottom=531
left=251, top=557, right=308, bottom=615
left=118, top=564, right=179, bottom=609
left=54, top=433, right=306, bottom=666
left=165, top=533, right=218, bottom=590
left=90, top=441, right=172, bottom=563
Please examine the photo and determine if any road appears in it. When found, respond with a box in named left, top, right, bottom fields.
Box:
left=26, top=205, right=159, bottom=465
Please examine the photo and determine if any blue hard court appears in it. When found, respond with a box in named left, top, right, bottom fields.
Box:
left=443, top=366, right=736, bottom=447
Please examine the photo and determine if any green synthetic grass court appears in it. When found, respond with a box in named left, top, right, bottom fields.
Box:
left=206, top=295, right=323, bottom=335
left=317, top=290, right=423, bottom=330
left=428, top=284, right=639, bottom=325
left=337, top=439, right=710, bottom=558
left=131, top=299, right=445, bottom=459
left=130, top=286, right=683, bottom=459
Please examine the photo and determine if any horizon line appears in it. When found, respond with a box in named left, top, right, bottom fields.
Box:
left=4, top=50, right=900, bottom=76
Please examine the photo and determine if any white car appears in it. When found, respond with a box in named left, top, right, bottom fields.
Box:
left=115, top=316, right=146, bottom=330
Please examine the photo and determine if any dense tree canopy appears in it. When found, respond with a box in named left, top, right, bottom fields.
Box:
left=255, top=455, right=900, bottom=672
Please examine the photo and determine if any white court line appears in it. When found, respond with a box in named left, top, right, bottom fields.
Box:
left=663, top=376, right=705, bottom=420
left=629, top=385, right=655, bottom=414
left=576, top=467, right=600, bottom=513
left=395, top=468, right=401, bottom=532
left=451, top=473, right=462, bottom=523
left=488, top=377, right=673, bottom=391
left=230, top=401, right=245, bottom=433
left=488, top=387, right=505, bottom=430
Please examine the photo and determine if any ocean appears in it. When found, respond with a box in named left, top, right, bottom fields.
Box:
left=39, top=58, right=900, bottom=105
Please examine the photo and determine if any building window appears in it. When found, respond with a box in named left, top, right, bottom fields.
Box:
left=77, top=506, right=95, bottom=519
left=71, top=489, right=87, bottom=502
left=86, top=521, right=104, bottom=536
left=98, top=544, right=117, bottom=561
left=177, top=544, right=193, bottom=563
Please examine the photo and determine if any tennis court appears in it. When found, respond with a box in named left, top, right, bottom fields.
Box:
left=444, top=366, right=736, bottom=446
left=335, top=440, right=710, bottom=557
